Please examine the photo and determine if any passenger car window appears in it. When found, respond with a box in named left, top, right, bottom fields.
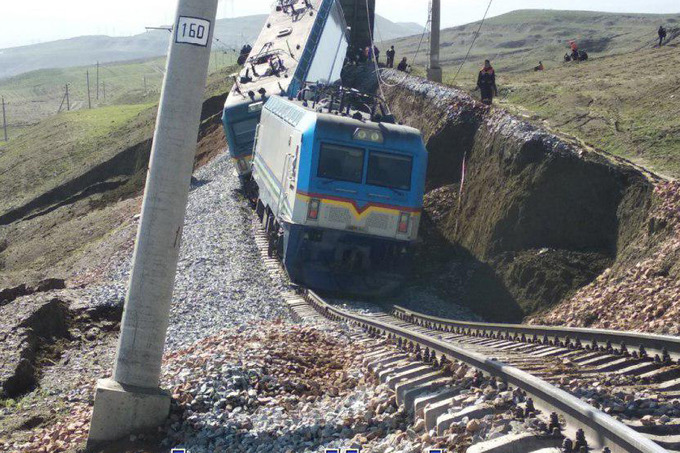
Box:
left=317, top=143, right=365, bottom=183
left=366, top=152, right=412, bottom=191
left=232, top=118, right=258, bottom=146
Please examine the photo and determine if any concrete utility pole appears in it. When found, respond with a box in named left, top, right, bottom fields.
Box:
left=427, top=0, right=443, bottom=83
left=65, top=84, right=70, bottom=111
left=86, top=0, right=218, bottom=447
left=2, top=97, right=7, bottom=142
left=96, top=61, right=100, bottom=100
left=86, top=70, right=92, bottom=109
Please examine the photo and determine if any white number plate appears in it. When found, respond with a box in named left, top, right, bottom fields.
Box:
left=176, top=16, right=211, bottom=47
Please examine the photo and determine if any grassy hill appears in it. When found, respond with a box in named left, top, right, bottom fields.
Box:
left=0, top=65, right=236, bottom=286
left=0, top=14, right=422, bottom=80
left=0, top=53, right=235, bottom=140
left=500, top=44, right=680, bottom=178
left=387, top=10, right=680, bottom=77
left=384, top=9, right=680, bottom=178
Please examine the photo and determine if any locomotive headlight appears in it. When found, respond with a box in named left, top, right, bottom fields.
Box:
left=248, top=101, right=264, bottom=113
left=398, top=212, right=410, bottom=234
left=307, top=199, right=321, bottom=220
left=353, top=128, right=384, bottom=144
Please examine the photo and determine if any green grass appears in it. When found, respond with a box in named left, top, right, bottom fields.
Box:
left=493, top=43, right=680, bottom=178
left=384, top=9, right=680, bottom=82
left=0, top=60, right=239, bottom=217
left=0, top=52, right=236, bottom=138
left=0, top=103, right=157, bottom=214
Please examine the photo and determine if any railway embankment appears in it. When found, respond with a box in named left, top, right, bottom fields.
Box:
left=345, top=66, right=680, bottom=329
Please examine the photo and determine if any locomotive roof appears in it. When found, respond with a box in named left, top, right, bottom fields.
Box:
left=225, top=0, right=325, bottom=108
left=264, top=95, right=424, bottom=140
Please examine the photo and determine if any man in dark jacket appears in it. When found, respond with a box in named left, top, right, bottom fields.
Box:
left=397, top=57, right=409, bottom=72
left=386, top=46, right=396, bottom=68
left=659, top=26, right=667, bottom=46
left=475, top=60, right=498, bottom=105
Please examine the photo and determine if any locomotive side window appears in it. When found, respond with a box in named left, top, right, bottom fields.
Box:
left=317, top=143, right=364, bottom=183
left=232, top=118, right=259, bottom=146
left=367, top=152, right=413, bottom=191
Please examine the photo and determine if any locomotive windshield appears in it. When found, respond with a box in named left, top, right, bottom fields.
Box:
left=317, top=143, right=364, bottom=183
left=232, top=118, right=259, bottom=146
left=366, top=151, right=413, bottom=191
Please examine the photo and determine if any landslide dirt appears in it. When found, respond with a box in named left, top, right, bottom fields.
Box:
left=367, top=68, right=665, bottom=324
left=529, top=181, right=680, bottom=335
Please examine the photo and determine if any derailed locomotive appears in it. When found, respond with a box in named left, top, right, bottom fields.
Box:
left=221, top=0, right=348, bottom=185
left=252, top=87, right=428, bottom=294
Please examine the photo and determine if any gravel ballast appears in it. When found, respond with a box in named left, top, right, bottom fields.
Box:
left=74, top=153, right=292, bottom=351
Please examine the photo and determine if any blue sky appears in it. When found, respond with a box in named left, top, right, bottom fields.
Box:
left=1, top=0, right=678, bottom=49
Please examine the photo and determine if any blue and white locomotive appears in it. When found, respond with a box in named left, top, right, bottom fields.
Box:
left=222, top=0, right=348, bottom=185
left=252, top=86, right=428, bottom=294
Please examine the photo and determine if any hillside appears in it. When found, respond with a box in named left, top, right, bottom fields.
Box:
left=501, top=43, right=680, bottom=178
left=387, top=9, right=680, bottom=75
left=0, top=54, right=235, bottom=140
left=374, top=17, right=424, bottom=42
left=0, top=66, right=235, bottom=287
left=381, top=9, right=680, bottom=178
left=0, top=14, right=422, bottom=80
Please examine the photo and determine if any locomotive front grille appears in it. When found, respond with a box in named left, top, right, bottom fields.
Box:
left=326, top=206, right=352, bottom=225
left=365, top=212, right=391, bottom=231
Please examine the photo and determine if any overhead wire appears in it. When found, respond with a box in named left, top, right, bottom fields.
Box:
left=368, top=0, right=430, bottom=89
left=364, top=0, right=387, bottom=99
left=450, top=0, right=494, bottom=86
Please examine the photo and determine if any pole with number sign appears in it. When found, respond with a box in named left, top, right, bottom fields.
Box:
left=87, top=0, right=218, bottom=447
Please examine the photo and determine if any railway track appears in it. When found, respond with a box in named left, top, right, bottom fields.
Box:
left=304, top=292, right=680, bottom=453
left=252, top=221, right=679, bottom=452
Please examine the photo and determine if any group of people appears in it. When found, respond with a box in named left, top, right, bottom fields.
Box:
left=346, top=44, right=409, bottom=71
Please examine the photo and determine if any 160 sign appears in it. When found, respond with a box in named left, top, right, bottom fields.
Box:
left=175, top=16, right=211, bottom=47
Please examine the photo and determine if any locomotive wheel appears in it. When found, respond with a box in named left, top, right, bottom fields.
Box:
left=265, top=210, right=274, bottom=233
left=276, top=231, right=284, bottom=258
left=256, top=199, right=265, bottom=222
left=267, top=237, right=274, bottom=258
left=267, top=221, right=278, bottom=257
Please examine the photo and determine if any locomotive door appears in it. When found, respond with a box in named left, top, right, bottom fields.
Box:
left=282, top=130, right=302, bottom=219
left=286, top=130, right=302, bottom=191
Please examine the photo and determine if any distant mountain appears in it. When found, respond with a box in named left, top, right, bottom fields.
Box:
left=0, top=14, right=423, bottom=80
left=374, top=16, right=425, bottom=42
left=396, top=22, right=427, bottom=36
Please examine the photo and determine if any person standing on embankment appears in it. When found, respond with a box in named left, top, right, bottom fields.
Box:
left=475, top=59, right=498, bottom=105
left=658, top=25, right=667, bottom=46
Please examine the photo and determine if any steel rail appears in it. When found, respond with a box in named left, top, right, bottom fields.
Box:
left=304, top=291, right=668, bottom=453
left=392, top=306, right=680, bottom=363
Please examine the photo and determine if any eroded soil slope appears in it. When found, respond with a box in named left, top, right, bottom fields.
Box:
left=373, top=68, right=670, bottom=324
left=529, top=181, right=680, bottom=335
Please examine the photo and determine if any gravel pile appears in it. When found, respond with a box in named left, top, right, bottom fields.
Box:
left=18, top=320, right=553, bottom=453
left=72, top=154, right=292, bottom=351
left=16, top=323, right=432, bottom=453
